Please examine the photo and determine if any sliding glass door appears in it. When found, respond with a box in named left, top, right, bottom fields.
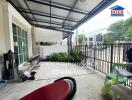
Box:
left=12, top=23, right=28, bottom=64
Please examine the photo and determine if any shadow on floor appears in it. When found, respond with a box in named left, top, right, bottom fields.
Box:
left=102, top=94, right=112, bottom=100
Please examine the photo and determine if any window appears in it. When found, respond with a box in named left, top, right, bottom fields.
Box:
left=12, top=23, right=28, bottom=64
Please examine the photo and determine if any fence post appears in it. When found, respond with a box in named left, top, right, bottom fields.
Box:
left=84, top=45, right=87, bottom=65
left=93, top=45, right=96, bottom=69
left=110, top=44, right=113, bottom=73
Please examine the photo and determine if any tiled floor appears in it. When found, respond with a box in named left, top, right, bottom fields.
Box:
left=0, top=62, right=106, bottom=100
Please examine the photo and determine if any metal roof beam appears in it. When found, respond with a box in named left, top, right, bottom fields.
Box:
left=33, top=24, right=72, bottom=33
left=62, top=0, right=79, bottom=28
left=26, top=0, right=87, bottom=15
left=26, top=18, right=73, bottom=27
left=18, top=8, right=78, bottom=22
left=24, top=0, right=38, bottom=24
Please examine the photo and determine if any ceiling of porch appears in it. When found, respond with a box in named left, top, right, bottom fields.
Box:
left=7, top=0, right=116, bottom=32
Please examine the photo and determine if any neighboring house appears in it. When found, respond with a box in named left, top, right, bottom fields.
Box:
left=87, top=37, right=94, bottom=47
left=86, top=28, right=107, bottom=45
left=87, top=34, right=103, bottom=45
left=95, top=34, right=104, bottom=45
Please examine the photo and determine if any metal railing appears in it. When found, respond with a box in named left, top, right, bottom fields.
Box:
left=74, top=43, right=132, bottom=87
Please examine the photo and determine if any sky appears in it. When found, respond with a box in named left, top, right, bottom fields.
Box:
left=75, top=0, right=132, bottom=37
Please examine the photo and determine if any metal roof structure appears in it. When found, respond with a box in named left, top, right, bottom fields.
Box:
left=7, top=0, right=116, bottom=32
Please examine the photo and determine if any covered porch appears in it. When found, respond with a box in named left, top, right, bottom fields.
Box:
left=0, top=0, right=119, bottom=100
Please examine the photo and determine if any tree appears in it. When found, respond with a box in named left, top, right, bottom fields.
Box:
left=104, top=33, right=115, bottom=44
left=123, top=17, right=132, bottom=40
left=123, top=27, right=132, bottom=41
left=124, top=17, right=132, bottom=27
left=108, top=20, right=124, bottom=40
left=78, top=34, right=86, bottom=45
left=104, top=17, right=132, bottom=44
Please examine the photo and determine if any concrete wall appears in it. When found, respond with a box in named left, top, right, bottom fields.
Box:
left=34, top=27, right=63, bottom=42
left=40, top=45, right=68, bottom=58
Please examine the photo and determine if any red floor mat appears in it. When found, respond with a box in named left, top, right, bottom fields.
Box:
left=20, top=80, right=72, bottom=100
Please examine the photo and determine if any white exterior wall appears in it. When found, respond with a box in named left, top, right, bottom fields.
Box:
left=33, top=27, right=67, bottom=58
left=0, top=1, right=7, bottom=55
left=0, top=1, right=32, bottom=57
left=40, top=45, right=68, bottom=58
left=0, top=1, right=5, bottom=78
left=34, top=27, right=63, bottom=42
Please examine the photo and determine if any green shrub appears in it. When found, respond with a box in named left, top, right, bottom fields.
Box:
left=70, top=48, right=84, bottom=62
left=58, top=52, right=68, bottom=62
left=68, top=55, right=75, bottom=62
left=46, top=52, right=68, bottom=62
left=50, top=53, right=59, bottom=61
left=45, top=49, right=84, bottom=62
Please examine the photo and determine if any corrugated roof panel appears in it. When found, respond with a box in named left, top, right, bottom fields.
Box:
left=51, top=7, right=69, bottom=17
left=75, top=0, right=102, bottom=12
left=51, top=0, right=75, bottom=7
left=28, top=2, right=50, bottom=14
left=8, top=0, right=116, bottom=32
left=34, top=15, right=50, bottom=21
left=68, top=12, right=85, bottom=20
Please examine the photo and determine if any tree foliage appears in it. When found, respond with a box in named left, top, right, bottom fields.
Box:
left=108, top=20, right=124, bottom=40
left=104, top=17, right=132, bottom=44
left=104, top=33, right=115, bottom=44
left=123, top=27, right=132, bottom=41
left=123, top=17, right=132, bottom=41
left=78, top=34, right=86, bottom=45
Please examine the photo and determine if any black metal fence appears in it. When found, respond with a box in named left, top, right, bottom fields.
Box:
left=74, top=43, right=132, bottom=86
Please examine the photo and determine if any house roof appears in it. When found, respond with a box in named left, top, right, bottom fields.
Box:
left=110, top=5, right=125, bottom=10
left=7, top=0, right=116, bottom=32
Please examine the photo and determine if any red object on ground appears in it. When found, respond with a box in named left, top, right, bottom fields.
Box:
left=20, top=80, right=72, bottom=100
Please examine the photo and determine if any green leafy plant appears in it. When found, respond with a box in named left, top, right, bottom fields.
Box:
left=45, top=49, right=84, bottom=63
left=70, top=49, right=83, bottom=62
left=46, top=52, right=68, bottom=62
